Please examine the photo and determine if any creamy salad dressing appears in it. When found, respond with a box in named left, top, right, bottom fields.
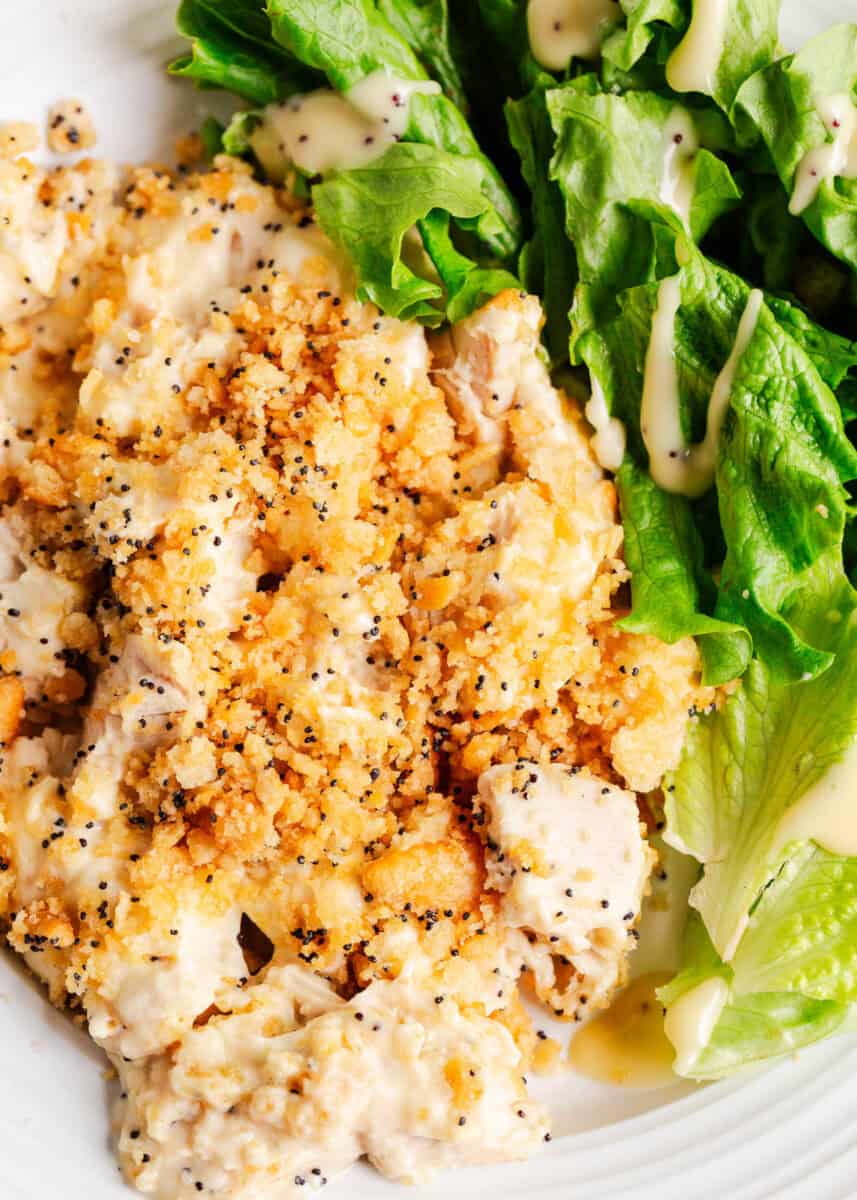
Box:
left=774, top=736, right=857, bottom=858
left=665, top=0, right=729, bottom=95
left=789, top=91, right=857, bottom=215
left=663, top=975, right=730, bottom=1075
left=568, top=972, right=677, bottom=1088
left=659, top=109, right=699, bottom=227
left=584, top=377, right=626, bottom=471
left=641, top=279, right=763, bottom=497
left=251, top=70, right=440, bottom=177
left=526, top=0, right=619, bottom=69
left=640, top=272, right=684, bottom=490
left=570, top=840, right=699, bottom=1089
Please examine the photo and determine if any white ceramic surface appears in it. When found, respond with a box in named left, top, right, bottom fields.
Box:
left=1, top=2, right=855, bottom=1197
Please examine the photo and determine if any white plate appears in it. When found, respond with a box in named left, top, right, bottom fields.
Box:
left=1, top=2, right=855, bottom=1197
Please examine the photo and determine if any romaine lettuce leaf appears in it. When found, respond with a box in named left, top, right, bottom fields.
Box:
left=416, top=208, right=519, bottom=324
left=199, top=115, right=226, bottom=159
left=714, top=298, right=857, bottom=681
left=601, top=0, right=684, bottom=76
left=377, top=0, right=468, bottom=111
left=472, top=0, right=526, bottom=54
left=666, top=578, right=857, bottom=962
left=171, top=0, right=523, bottom=323
left=505, top=83, right=577, bottom=363
left=220, top=110, right=258, bottom=157
left=603, top=0, right=782, bottom=118
left=168, top=42, right=287, bottom=105
left=660, top=582, right=857, bottom=1079
left=576, top=268, right=753, bottom=683
left=659, top=912, right=852, bottom=1079
left=763, top=294, right=857, bottom=411
left=265, top=0, right=424, bottom=87
left=265, top=0, right=522, bottom=257
left=179, top=0, right=282, bottom=54
left=312, top=143, right=517, bottom=324
left=728, top=174, right=805, bottom=292
left=736, top=24, right=857, bottom=272
left=547, top=83, right=741, bottom=335
left=615, top=460, right=751, bottom=683
left=169, top=0, right=317, bottom=104
left=578, top=244, right=857, bottom=684
left=706, top=174, right=857, bottom=342
left=732, top=843, right=857, bottom=1002
left=446, top=1, right=546, bottom=220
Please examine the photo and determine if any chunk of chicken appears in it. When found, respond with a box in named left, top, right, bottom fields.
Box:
left=475, top=762, right=654, bottom=1018
left=85, top=892, right=246, bottom=1060
left=432, top=292, right=528, bottom=452
left=90, top=634, right=199, bottom=724
left=73, top=634, right=203, bottom=823
left=0, top=520, right=86, bottom=697
left=431, top=289, right=602, bottom=499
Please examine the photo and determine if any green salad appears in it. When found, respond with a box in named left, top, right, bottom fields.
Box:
left=168, top=0, right=857, bottom=1080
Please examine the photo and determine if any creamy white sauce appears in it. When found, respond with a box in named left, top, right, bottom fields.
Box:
left=0, top=162, right=69, bottom=321
left=196, top=518, right=258, bottom=631
left=774, top=736, right=857, bottom=858
left=526, top=0, right=619, bottom=69
left=3, top=776, right=65, bottom=901
left=64, top=635, right=204, bottom=834
left=641, top=281, right=762, bottom=497
left=0, top=532, right=86, bottom=696
left=252, top=71, right=440, bottom=177
left=0, top=158, right=118, bottom=326
left=87, top=903, right=246, bottom=1060
left=665, top=0, right=729, bottom=95
left=114, top=967, right=548, bottom=1198
left=584, top=377, right=626, bottom=471
left=663, top=975, right=729, bottom=1076
left=659, top=109, right=699, bottom=228
left=790, top=91, right=857, bottom=215
left=1, top=346, right=58, bottom=431
left=640, top=273, right=684, bottom=490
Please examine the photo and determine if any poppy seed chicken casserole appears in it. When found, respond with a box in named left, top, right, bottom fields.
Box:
left=0, top=151, right=712, bottom=1197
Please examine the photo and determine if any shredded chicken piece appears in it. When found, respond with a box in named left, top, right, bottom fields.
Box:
left=476, top=762, right=655, bottom=1016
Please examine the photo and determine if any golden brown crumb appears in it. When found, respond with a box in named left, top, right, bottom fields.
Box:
left=46, top=97, right=96, bottom=153
left=0, top=677, right=24, bottom=744
left=0, top=121, right=39, bottom=158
